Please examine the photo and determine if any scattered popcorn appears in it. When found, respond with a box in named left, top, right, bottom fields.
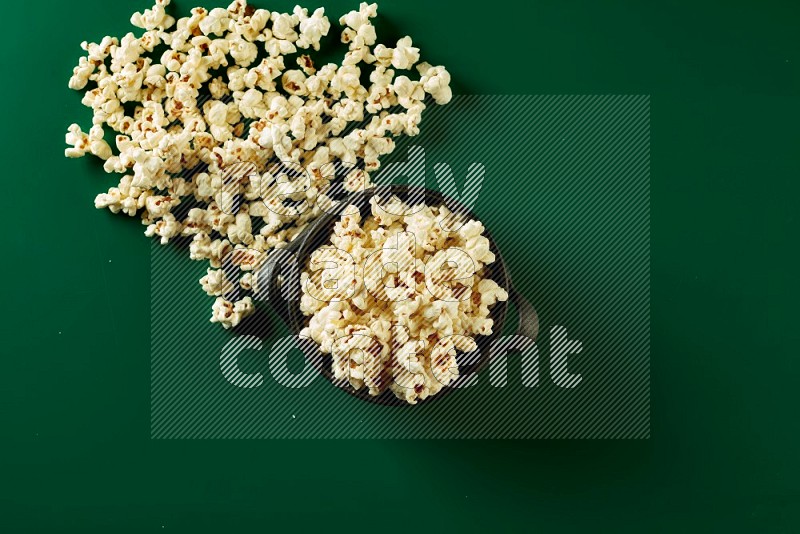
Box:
left=211, top=296, right=255, bottom=329
left=64, top=124, right=90, bottom=158
left=299, top=196, right=508, bottom=404
left=200, top=267, right=235, bottom=296
left=65, top=0, right=452, bottom=327
left=295, top=6, right=330, bottom=50
left=418, top=63, right=453, bottom=105
left=130, top=0, right=176, bottom=31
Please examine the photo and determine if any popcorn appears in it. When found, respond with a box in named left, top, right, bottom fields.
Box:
left=372, top=36, right=420, bottom=71
left=281, top=69, right=308, bottom=96
left=339, top=2, right=377, bottom=32
left=244, top=57, right=285, bottom=90
left=391, top=36, right=420, bottom=70
left=230, top=4, right=270, bottom=41
left=208, top=76, right=230, bottom=99
left=226, top=212, right=255, bottom=245
left=66, top=0, right=453, bottom=328
left=299, top=196, right=508, bottom=404
left=330, top=65, right=366, bottom=100
left=295, top=6, right=330, bottom=50
left=238, top=88, right=267, bottom=118
left=130, top=0, right=176, bottom=31
left=200, top=267, right=235, bottom=296
left=198, top=7, right=231, bottom=36
left=68, top=57, right=95, bottom=90
left=64, top=124, right=90, bottom=158
left=418, top=63, right=453, bottom=105
left=392, top=76, right=425, bottom=109
left=145, top=213, right=183, bottom=244
left=229, top=36, right=259, bottom=66
left=210, top=296, right=254, bottom=329
left=111, top=33, right=146, bottom=72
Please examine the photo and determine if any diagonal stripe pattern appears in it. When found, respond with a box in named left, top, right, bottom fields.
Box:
left=150, top=94, right=650, bottom=439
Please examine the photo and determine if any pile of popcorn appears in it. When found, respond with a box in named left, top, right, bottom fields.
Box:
left=299, top=196, right=508, bottom=404
left=65, top=0, right=452, bottom=327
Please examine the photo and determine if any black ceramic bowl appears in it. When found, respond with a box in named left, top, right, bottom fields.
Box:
left=261, top=184, right=538, bottom=406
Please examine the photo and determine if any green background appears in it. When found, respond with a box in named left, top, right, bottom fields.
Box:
left=2, top=0, right=798, bottom=530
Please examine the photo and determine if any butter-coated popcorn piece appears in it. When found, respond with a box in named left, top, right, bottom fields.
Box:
left=371, top=44, right=393, bottom=68
left=281, top=70, right=308, bottom=96
left=131, top=0, right=176, bottom=31
left=237, top=88, right=267, bottom=118
left=190, top=234, right=233, bottom=268
left=339, top=2, right=378, bottom=32
left=330, top=65, right=366, bottom=100
left=476, top=279, right=508, bottom=308
left=198, top=7, right=230, bottom=36
left=95, top=184, right=127, bottom=214
left=200, top=267, right=235, bottom=296
left=82, top=36, right=118, bottom=62
left=296, top=54, right=316, bottom=75
left=229, top=36, right=259, bottom=66
left=270, top=11, right=299, bottom=41
left=111, top=33, right=145, bottom=72
left=140, top=30, right=163, bottom=53
left=264, top=36, right=297, bottom=57
left=392, top=76, right=424, bottom=109
left=87, top=125, right=113, bottom=160
left=239, top=272, right=260, bottom=293
left=244, top=57, right=285, bottom=90
left=65, top=124, right=90, bottom=158
left=390, top=36, right=420, bottom=70
left=144, top=194, right=179, bottom=220
left=208, top=76, right=230, bottom=99
left=144, top=213, right=183, bottom=244
left=225, top=212, right=255, bottom=245
left=295, top=7, right=330, bottom=51
left=68, top=57, right=95, bottom=90
left=230, top=2, right=270, bottom=41
left=419, top=64, right=453, bottom=105
left=210, top=296, right=254, bottom=329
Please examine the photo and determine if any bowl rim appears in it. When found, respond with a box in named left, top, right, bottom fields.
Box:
left=265, top=184, right=514, bottom=407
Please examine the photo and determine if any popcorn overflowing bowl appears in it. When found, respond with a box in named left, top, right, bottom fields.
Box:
left=261, top=184, right=538, bottom=406
left=62, top=0, right=535, bottom=405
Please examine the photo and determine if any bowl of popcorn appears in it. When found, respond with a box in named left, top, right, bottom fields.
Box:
left=259, top=185, right=538, bottom=405
left=64, top=0, right=536, bottom=405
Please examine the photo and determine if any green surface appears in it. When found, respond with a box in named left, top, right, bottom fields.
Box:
left=1, top=0, right=798, bottom=531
